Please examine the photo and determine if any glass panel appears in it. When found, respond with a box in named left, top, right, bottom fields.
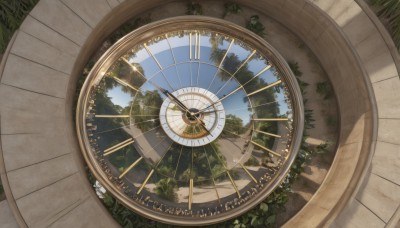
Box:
left=146, top=38, right=175, bottom=68
left=126, top=45, right=160, bottom=77
left=222, top=41, right=252, bottom=74
left=168, top=33, right=190, bottom=63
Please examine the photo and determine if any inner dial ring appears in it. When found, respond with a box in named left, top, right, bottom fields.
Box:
left=159, top=87, right=225, bottom=147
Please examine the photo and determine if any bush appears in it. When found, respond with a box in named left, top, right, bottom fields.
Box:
left=223, top=2, right=242, bottom=18
left=186, top=1, right=203, bottom=15
left=0, top=0, right=39, bottom=53
left=246, top=15, right=265, bottom=37
left=316, top=81, right=333, bottom=100
left=288, top=61, right=303, bottom=77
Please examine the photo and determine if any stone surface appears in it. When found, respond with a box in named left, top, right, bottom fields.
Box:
left=377, top=118, right=400, bottom=145
left=47, top=198, right=118, bottom=228
left=107, top=0, right=119, bottom=8
left=335, top=199, right=385, bottom=228
left=0, top=201, right=19, bottom=228
left=356, top=173, right=400, bottom=222
left=29, top=0, right=92, bottom=46
left=1, top=54, right=69, bottom=98
left=15, top=174, right=89, bottom=227
left=0, top=109, right=65, bottom=135
left=355, top=32, right=389, bottom=65
left=19, top=15, right=80, bottom=57
left=371, top=141, right=400, bottom=186
left=343, top=11, right=376, bottom=45
left=373, top=77, right=400, bottom=118
left=60, top=0, right=111, bottom=28
left=0, top=84, right=65, bottom=118
left=334, top=1, right=363, bottom=27
left=10, top=31, right=75, bottom=75
left=7, top=154, right=77, bottom=199
left=1, top=133, right=70, bottom=171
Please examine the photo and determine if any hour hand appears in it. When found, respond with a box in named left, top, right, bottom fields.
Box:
left=163, top=90, right=189, bottom=112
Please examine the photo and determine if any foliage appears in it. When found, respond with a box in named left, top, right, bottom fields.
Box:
left=223, top=2, right=242, bottom=18
left=155, top=178, right=177, bottom=202
left=0, top=0, right=39, bottom=53
left=244, top=156, right=260, bottom=166
left=315, top=142, right=330, bottom=155
left=246, top=15, right=265, bottom=37
left=326, top=115, right=337, bottom=127
left=108, top=15, right=152, bottom=44
left=316, top=81, right=333, bottom=100
left=186, top=1, right=203, bottom=15
left=370, top=0, right=400, bottom=50
left=0, top=182, right=3, bottom=195
left=288, top=61, right=303, bottom=77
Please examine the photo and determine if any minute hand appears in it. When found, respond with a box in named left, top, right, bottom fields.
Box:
left=196, top=86, right=243, bottom=114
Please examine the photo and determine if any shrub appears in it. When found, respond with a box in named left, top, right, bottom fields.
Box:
left=316, top=81, right=333, bottom=100
left=0, top=0, right=39, bottom=52
left=223, top=2, right=242, bottom=18
left=186, top=1, right=203, bottom=15
left=246, top=15, right=265, bottom=37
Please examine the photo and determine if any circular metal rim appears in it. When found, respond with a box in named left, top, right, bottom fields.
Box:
left=76, top=16, right=304, bottom=226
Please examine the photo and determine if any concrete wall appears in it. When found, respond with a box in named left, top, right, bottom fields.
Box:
left=0, top=0, right=398, bottom=227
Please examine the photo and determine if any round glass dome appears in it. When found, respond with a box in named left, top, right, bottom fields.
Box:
left=76, top=16, right=304, bottom=225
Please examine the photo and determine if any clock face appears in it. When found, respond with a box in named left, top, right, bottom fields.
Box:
left=77, top=17, right=303, bottom=225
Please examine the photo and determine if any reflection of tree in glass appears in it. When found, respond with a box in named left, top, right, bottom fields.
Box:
left=155, top=178, right=177, bottom=202
left=223, top=114, right=247, bottom=137
left=93, top=81, right=142, bottom=169
left=154, top=142, right=228, bottom=185
left=107, top=60, right=146, bottom=95
left=210, top=46, right=282, bottom=159
left=253, top=122, right=278, bottom=150
left=131, top=90, right=163, bottom=132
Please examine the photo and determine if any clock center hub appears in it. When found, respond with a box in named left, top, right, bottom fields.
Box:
left=159, top=87, right=225, bottom=147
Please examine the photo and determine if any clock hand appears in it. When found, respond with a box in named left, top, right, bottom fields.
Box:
left=194, top=116, right=213, bottom=137
left=164, top=90, right=190, bottom=112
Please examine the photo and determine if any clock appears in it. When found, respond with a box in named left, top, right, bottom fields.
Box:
left=76, top=16, right=304, bottom=225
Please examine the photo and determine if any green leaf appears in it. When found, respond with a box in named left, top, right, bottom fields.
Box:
left=260, top=202, right=268, bottom=212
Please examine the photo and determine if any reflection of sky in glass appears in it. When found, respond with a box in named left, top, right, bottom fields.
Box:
left=222, top=91, right=251, bottom=125
left=107, top=86, right=132, bottom=108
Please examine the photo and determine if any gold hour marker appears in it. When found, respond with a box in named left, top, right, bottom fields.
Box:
left=190, top=32, right=201, bottom=60
left=144, top=44, right=163, bottom=70
left=251, top=141, right=281, bottom=157
left=137, top=169, right=154, bottom=194
left=104, top=138, right=134, bottom=156
left=232, top=50, right=256, bottom=76
left=254, top=130, right=281, bottom=138
left=218, top=39, right=235, bottom=68
left=227, top=171, right=241, bottom=198
left=95, top=115, right=130, bottom=118
left=252, top=118, right=288, bottom=121
left=112, top=77, right=139, bottom=92
left=189, top=178, right=194, bottom=210
left=239, top=163, right=258, bottom=183
left=119, top=157, right=143, bottom=179
left=247, top=80, right=282, bottom=96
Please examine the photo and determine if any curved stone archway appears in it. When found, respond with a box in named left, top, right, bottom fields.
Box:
left=0, top=0, right=399, bottom=227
